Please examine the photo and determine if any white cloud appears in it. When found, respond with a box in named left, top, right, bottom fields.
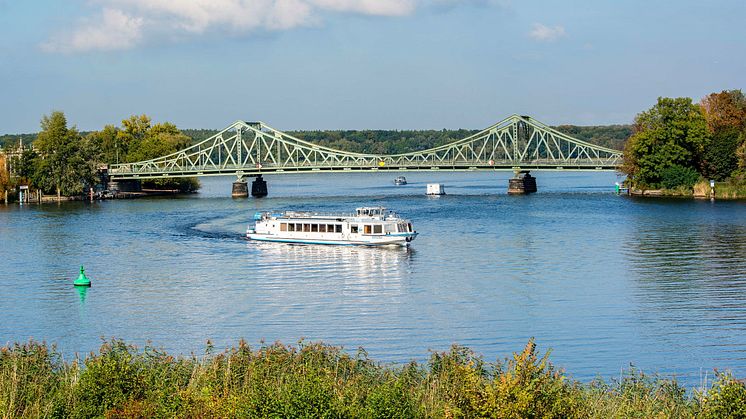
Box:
left=528, top=23, right=565, bottom=42
left=43, top=0, right=433, bottom=53
left=310, top=0, right=416, bottom=16
left=42, top=8, right=144, bottom=53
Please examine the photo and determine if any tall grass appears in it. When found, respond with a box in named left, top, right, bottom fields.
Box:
left=693, top=179, right=746, bottom=199
left=2, top=338, right=745, bottom=418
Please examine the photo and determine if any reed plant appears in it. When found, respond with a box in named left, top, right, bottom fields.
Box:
left=2, top=338, right=745, bottom=418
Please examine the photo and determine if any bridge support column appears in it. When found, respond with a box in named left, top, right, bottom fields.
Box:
left=508, top=170, right=537, bottom=195
left=232, top=178, right=249, bottom=198
left=251, top=175, right=268, bottom=198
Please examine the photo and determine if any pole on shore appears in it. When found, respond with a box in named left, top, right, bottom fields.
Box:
left=710, top=179, right=715, bottom=202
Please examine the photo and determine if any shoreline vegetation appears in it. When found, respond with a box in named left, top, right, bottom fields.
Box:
left=629, top=179, right=746, bottom=200
left=2, top=339, right=745, bottom=418
left=0, top=113, right=631, bottom=204
left=621, top=89, right=746, bottom=200
left=5, top=89, right=746, bottom=203
left=0, top=113, right=200, bottom=204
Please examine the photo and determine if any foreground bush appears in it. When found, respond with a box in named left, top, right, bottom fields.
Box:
left=1, top=338, right=743, bottom=418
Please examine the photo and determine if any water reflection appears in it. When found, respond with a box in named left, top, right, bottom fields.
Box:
left=5, top=173, right=746, bottom=387
left=76, top=286, right=88, bottom=303
left=247, top=242, right=414, bottom=293
left=623, top=207, right=746, bottom=377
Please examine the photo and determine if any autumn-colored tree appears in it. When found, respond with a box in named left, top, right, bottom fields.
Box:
left=700, top=90, right=746, bottom=133
left=699, top=90, right=746, bottom=179
left=0, top=154, right=11, bottom=197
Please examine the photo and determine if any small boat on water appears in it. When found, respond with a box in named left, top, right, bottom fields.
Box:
left=246, top=207, right=418, bottom=246
left=394, top=176, right=407, bottom=185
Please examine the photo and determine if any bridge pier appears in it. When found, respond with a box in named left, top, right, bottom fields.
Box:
left=232, top=179, right=249, bottom=198
left=508, top=170, right=537, bottom=195
left=251, top=175, right=268, bottom=198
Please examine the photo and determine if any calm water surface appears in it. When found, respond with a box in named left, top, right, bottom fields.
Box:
left=2, top=171, right=746, bottom=387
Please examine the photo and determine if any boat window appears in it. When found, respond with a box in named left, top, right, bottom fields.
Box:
left=295, top=223, right=302, bottom=232
left=373, top=225, right=382, bottom=234
left=408, top=223, right=412, bottom=232
left=303, top=224, right=310, bottom=232
left=319, top=224, right=326, bottom=232
left=288, top=223, right=295, bottom=232
left=326, top=224, right=334, bottom=232
left=335, top=224, right=342, bottom=233
left=311, top=224, right=318, bottom=232
left=280, top=223, right=287, bottom=232
left=351, top=224, right=358, bottom=233
left=364, top=225, right=372, bottom=234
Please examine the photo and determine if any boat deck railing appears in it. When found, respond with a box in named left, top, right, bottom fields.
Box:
left=258, top=210, right=401, bottom=220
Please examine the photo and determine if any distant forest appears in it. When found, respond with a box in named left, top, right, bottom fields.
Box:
left=2, top=125, right=631, bottom=153
left=183, top=124, right=631, bottom=154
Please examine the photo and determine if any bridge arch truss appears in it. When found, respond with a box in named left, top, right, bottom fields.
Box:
left=108, top=115, right=623, bottom=180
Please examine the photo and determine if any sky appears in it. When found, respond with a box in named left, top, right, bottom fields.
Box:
left=1, top=0, right=745, bottom=133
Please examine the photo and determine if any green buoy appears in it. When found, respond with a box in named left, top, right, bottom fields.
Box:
left=73, top=265, right=91, bottom=287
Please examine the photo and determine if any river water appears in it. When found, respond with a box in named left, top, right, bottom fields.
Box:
left=1, top=171, right=745, bottom=387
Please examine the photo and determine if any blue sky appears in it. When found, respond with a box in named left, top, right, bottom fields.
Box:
left=1, top=0, right=744, bottom=133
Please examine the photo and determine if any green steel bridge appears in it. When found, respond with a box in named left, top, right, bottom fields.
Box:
left=108, top=114, right=623, bottom=181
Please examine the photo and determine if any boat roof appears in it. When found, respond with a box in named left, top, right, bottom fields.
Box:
left=255, top=207, right=405, bottom=222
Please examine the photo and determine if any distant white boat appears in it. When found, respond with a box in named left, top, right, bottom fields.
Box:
left=426, top=183, right=445, bottom=195
left=394, top=176, right=407, bottom=185
left=247, top=207, right=418, bottom=246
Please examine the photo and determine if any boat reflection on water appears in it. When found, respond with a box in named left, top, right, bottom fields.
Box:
left=246, top=241, right=415, bottom=293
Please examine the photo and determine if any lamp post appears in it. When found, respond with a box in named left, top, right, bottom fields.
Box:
left=710, top=179, right=715, bottom=201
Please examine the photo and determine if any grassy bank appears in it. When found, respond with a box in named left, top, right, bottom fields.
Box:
left=2, top=340, right=745, bottom=418
left=630, top=179, right=746, bottom=200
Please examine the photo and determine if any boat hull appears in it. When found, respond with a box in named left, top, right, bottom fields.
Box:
left=247, top=233, right=417, bottom=246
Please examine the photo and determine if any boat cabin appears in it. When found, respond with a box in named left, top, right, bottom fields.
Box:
left=248, top=206, right=417, bottom=245
left=356, top=207, right=386, bottom=217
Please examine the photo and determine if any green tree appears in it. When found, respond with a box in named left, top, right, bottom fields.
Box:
left=622, top=97, right=710, bottom=188
left=117, top=116, right=199, bottom=192
left=84, top=125, right=120, bottom=164
left=14, top=149, right=39, bottom=181
left=737, top=132, right=746, bottom=173
left=701, top=127, right=741, bottom=180
left=118, top=114, right=151, bottom=163
left=34, top=111, right=95, bottom=199
left=126, top=122, right=190, bottom=162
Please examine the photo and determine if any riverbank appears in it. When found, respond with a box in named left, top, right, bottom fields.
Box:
left=1, top=339, right=744, bottom=418
left=629, top=179, right=746, bottom=200
left=1, top=188, right=197, bottom=204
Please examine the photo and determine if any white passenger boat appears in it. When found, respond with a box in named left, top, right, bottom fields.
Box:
left=394, top=176, right=407, bottom=185
left=246, top=207, right=418, bottom=246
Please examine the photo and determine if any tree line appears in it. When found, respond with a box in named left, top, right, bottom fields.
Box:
left=621, top=89, right=746, bottom=191
left=1, top=112, right=198, bottom=200
left=183, top=124, right=630, bottom=155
